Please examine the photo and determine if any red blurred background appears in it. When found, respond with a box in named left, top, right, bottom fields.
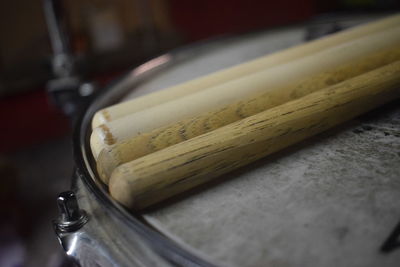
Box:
left=1, top=0, right=398, bottom=152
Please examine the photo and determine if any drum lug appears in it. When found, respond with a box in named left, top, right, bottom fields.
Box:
left=53, top=191, right=89, bottom=234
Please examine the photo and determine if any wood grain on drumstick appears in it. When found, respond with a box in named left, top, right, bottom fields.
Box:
left=109, top=61, right=400, bottom=210
left=91, top=14, right=400, bottom=128
left=91, top=26, right=400, bottom=161
left=94, top=29, right=400, bottom=182
left=97, top=46, right=400, bottom=183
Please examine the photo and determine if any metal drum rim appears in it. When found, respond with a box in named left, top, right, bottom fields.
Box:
left=70, top=41, right=228, bottom=266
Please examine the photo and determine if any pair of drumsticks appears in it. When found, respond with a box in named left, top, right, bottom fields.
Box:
left=91, top=15, right=400, bottom=210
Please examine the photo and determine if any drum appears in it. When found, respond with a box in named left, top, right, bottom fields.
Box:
left=54, top=17, right=400, bottom=267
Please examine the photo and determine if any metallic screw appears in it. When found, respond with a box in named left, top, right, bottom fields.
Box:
left=54, top=191, right=88, bottom=233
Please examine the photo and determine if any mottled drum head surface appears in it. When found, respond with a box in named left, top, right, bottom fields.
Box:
left=117, top=22, right=400, bottom=267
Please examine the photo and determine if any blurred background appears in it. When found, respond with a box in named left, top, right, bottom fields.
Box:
left=0, top=0, right=399, bottom=266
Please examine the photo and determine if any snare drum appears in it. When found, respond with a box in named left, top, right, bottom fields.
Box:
left=55, top=17, right=400, bottom=267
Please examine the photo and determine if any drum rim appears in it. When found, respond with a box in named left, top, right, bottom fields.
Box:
left=71, top=44, right=225, bottom=266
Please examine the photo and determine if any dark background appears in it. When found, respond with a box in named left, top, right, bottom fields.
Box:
left=0, top=0, right=399, bottom=266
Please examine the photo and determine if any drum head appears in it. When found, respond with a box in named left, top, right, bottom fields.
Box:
left=83, top=19, right=400, bottom=267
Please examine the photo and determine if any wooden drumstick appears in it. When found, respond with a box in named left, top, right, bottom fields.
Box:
left=91, top=14, right=400, bottom=128
left=97, top=45, right=400, bottom=183
left=109, top=60, right=400, bottom=210
left=92, top=25, right=400, bottom=167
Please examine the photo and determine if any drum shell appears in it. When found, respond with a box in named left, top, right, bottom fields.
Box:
left=56, top=15, right=400, bottom=267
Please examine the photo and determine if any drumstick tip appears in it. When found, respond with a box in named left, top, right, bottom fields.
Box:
left=92, top=109, right=112, bottom=128
left=109, top=165, right=137, bottom=208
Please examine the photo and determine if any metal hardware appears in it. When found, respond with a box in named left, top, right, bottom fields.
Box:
left=43, top=0, right=97, bottom=119
left=54, top=191, right=88, bottom=233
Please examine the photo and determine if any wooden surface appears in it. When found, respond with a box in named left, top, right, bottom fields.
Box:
left=91, top=14, right=400, bottom=128
left=96, top=28, right=400, bottom=182
left=108, top=61, right=400, bottom=209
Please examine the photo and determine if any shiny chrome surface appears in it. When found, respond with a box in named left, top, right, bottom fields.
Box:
left=69, top=47, right=219, bottom=266
left=54, top=191, right=88, bottom=233
left=55, top=177, right=180, bottom=267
